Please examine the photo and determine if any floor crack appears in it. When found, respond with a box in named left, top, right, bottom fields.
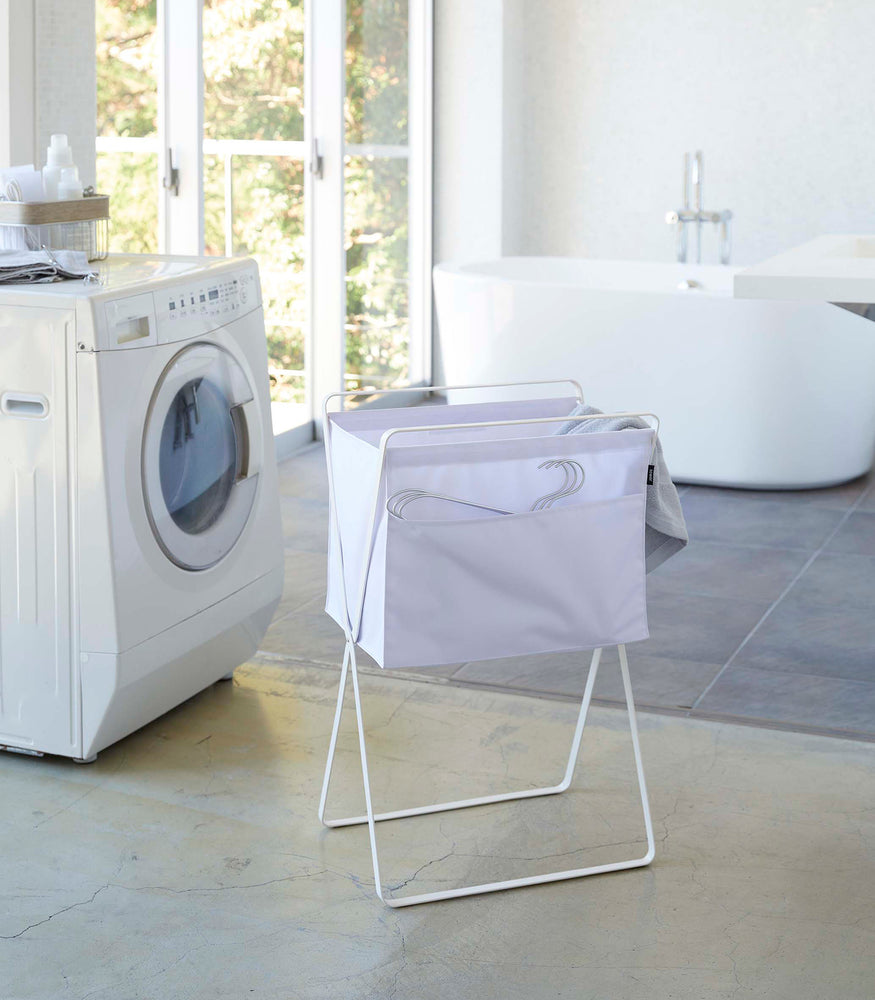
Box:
left=387, top=851, right=456, bottom=892
left=1, top=884, right=110, bottom=940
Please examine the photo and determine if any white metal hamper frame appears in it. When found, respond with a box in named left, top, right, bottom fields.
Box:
left=319, top=381, right=658, bottom=907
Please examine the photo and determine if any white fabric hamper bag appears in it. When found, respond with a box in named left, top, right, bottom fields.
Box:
left=325, top=396, right=654, bottom=670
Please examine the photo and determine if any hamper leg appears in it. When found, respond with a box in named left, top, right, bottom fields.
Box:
left=556, top=646, right=602, bottom=792
left=348, top=645, right=386, bottom=901
left=320, top=647, right=602, bottom=829
left=317, top=639, right=352, bottom=826
left=618, top=644, right=656, bottom=863
left=371, top=645, right=654, bottom=907
left=320, top=644, right=654, bottom=906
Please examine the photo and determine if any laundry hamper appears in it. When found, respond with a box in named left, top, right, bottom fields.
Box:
left=319, top=380, right=658, bottom=906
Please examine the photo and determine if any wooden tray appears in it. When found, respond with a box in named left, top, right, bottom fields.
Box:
left=0, top=195, right=109, bottom=225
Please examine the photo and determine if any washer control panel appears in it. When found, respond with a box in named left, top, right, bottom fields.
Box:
left=94, top=263, right=261, bottom=351
left=154, top=269, right=257, bottom=331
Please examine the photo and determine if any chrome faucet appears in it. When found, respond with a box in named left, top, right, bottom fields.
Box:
left=666, top=150, right=733, bottom=264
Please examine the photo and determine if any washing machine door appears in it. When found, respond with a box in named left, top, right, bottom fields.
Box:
left=142, top=342, right=263, bottom=570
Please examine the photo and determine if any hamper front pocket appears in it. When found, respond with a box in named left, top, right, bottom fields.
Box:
left=381, top=494, right=648, bottom=668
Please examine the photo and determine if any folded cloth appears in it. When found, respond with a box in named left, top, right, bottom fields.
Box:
left=557, top=403, right=688, bottom=573
left=0, top=249, right=95, bottom=283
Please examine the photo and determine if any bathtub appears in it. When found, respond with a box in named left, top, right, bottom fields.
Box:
left=433, top=257, right=875, bottom=488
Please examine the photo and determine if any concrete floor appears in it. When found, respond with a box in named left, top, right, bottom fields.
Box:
left=4, top=440, right=875, bottom=998
left=3, top=661, right=875, bottom=999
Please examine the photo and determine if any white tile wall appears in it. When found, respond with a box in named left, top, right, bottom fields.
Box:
left=433, top=0, right=504, bottom=267
left=35, top=0, right=96, bottom=188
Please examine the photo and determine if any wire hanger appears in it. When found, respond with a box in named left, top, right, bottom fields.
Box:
left=387, top=460, right=585, bottom=519
left=388, top=489, right=513, bottom=519
left=530, top=459, right=585, bottom=510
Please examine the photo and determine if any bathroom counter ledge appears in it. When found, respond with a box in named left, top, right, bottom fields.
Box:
left=735, top=234, right=875, bottom=304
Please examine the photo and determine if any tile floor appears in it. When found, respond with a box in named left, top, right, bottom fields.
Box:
left=4, top=662, right=874, bottom=999
left=274, top=443, right=875, bottom=741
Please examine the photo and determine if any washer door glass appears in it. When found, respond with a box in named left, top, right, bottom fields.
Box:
left=143, top=343, right=261, bottom=570
left=160, top=377, right=238, bottom=534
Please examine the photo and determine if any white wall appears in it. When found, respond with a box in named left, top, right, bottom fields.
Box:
left=433, top=0, right=504, bottom=267
left=500, top=0, right=875, bottom=266
left=0, top=0, right=96, bottom=187
left=0, top=1, right=36, bottom=168
left=432, top=0, right=504, bottom=380
left=35, top=0, right=97, bottom=188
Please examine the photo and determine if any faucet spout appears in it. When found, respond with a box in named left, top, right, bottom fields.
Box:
left=692, top=150, right=704, bottom=211
left=683, top=152, right=691, bottom=211
left=692, top=150, right=704, bottom=263
left=666, top=150, right=732, bottom=265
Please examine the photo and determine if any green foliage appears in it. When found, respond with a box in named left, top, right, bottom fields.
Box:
left=96, top=0, right=158, bottom=138
left=345, top=156, right=408, bottom=386
left=346, top=0, right=408, bottom=145
left=96, top=0, right=160, bottom=252
left=344, top=0, right=410, bottom=389
left=97, top=0, right=412, bottom=403
left=97, top=151, right=159, bottom=253
left=203, top=0, right=305, bottom=141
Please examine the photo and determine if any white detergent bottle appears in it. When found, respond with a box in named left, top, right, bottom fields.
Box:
left=57, top=166, right=83, bottom=199
left=42, top=133, right=75, bottom=200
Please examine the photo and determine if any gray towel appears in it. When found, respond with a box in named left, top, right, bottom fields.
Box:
left=0, top=249, right=95, bottom=283
left=558, top=404, right=688, bottom=573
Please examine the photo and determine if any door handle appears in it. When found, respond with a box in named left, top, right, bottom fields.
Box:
left=1, top=392, right=49, bottom=418
left=310, top=137, right=324, bottom=180
left=163, top=148, right=180, bottom=196
left=231, top=398, right=263, bottom=480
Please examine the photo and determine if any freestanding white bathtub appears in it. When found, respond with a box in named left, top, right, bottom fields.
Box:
left=433, top=257, right=875, bottom=488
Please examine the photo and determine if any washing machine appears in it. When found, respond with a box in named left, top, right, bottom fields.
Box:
left=0, top=254, right=284, bottom=761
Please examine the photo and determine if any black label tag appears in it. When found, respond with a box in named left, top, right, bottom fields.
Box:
left=647, top=465, right=655, bottom=485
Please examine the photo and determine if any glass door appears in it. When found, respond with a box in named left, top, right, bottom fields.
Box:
left=201, top=0, right=308, bottom=441
left=310, top=0, right=432, bottom=407
left=96, top=0, right=432, bottom=449
left=344, top=1, right=411, bottom=397
left=95, top=1, right=160, bottom=252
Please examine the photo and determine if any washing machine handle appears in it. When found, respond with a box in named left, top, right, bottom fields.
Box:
left=231, top=397, right=263, bottom=481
